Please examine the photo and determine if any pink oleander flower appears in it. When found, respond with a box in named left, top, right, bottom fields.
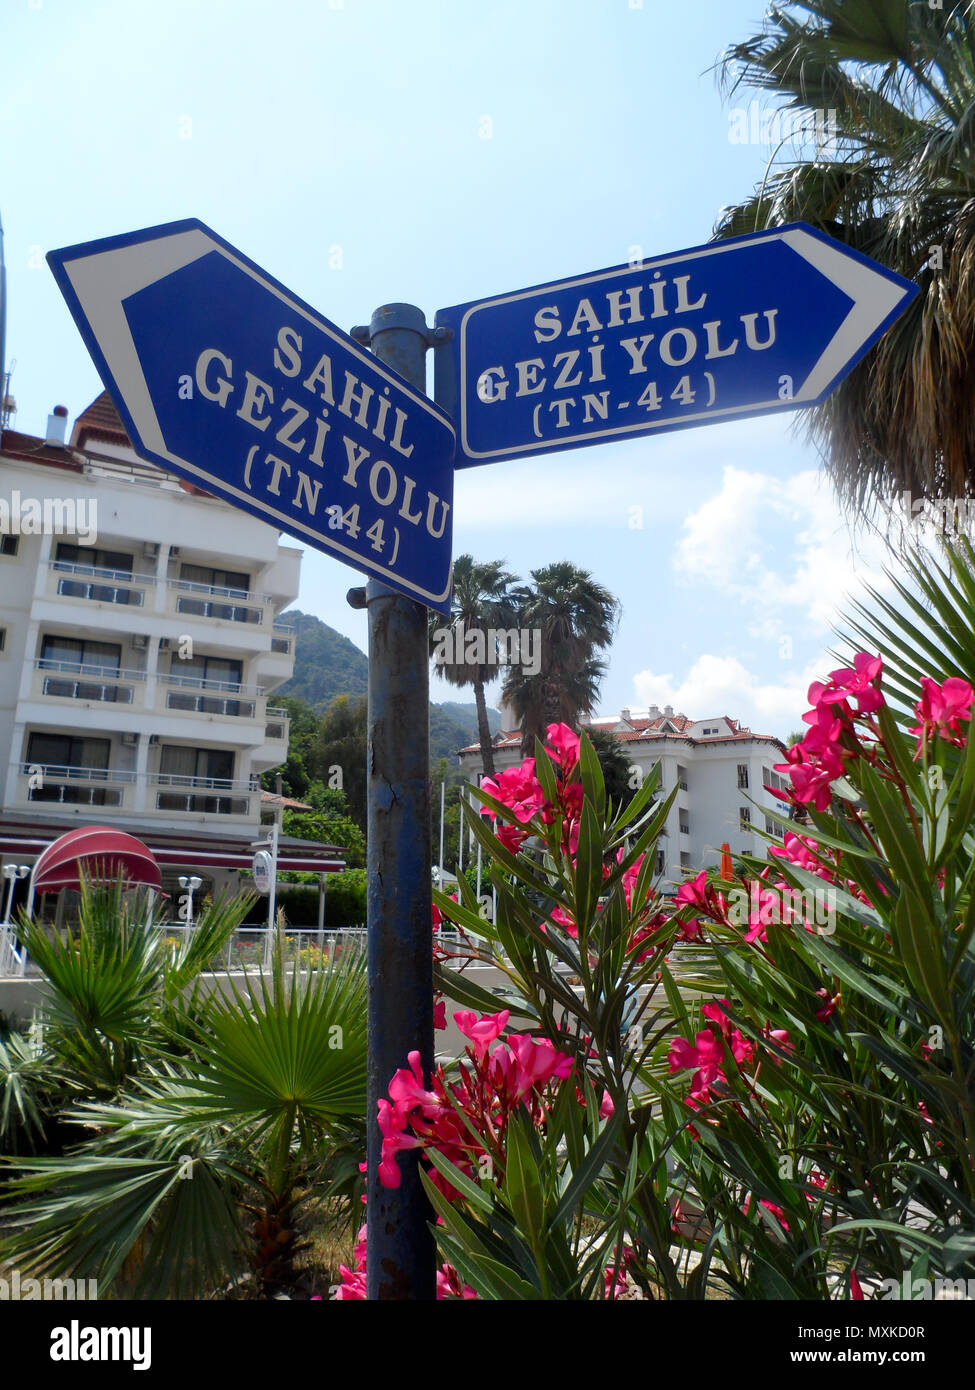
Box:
left=547, top=904, right=578, bottom=939
left=434, top=998, right=447, bottom=1030
left=668, top=1029, right=727, bottom=1101
left=769, top=832, right=834, bottom=882
left=909, top=676, right=975, bottom=755
left=481, top=759, right=547, bottom=824
left=627, top=911, right=670, bottom=962
left=675, top=870, right=709, bottom=910
left=378, top=1016, right=574, bottom=1194
left=808, top=653, right=884, bottom=716
left=335, top=1265, right=367, bottom=1299
left=387, top=1050, right=441, bottom=1116
left=506, top=1033, right=574, bottom=1099
left=544, top=722, right=581, bottom=775
left=762, top=1023, right=792, bottom=1059
left=743, top=1194, right=790, bottom=1231
left=774, top=740, right=843, bottom=812
left=815, top=988, right=839, bottom=1022
left=436, top=1264, right=479, bottom=1300
left=454, top=1008, right=510, bottom=1058
left=850, top=1268, right=864, bottom=1301
left=496, top=821, right=530, bottom=854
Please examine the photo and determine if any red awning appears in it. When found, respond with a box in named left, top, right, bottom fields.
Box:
left=32, top=826, right=162, bottom=895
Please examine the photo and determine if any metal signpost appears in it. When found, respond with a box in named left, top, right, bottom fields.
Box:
left=49, top=214, right=918, bottom=1302
left=433, top=222, right=918, bottom=468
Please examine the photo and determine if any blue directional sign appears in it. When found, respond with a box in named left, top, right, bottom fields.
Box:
left=47, top=220, right=456, bottom=611
left=434, top=222, right=919, bottom=469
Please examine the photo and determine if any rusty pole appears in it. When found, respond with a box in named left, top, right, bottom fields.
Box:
left=348, top=304, right=443, bottom=1300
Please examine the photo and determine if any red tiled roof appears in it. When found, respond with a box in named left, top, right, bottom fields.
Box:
left=0, top=428, right=84, bottom=472
left=458, top=720, right=785, bottom=756
left=69, top=391, right=129, bottom=449
left=260, top=791, right=313, bottom=811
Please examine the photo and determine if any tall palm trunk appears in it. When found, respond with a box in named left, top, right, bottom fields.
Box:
left=474, top=678, right=496, bottom=776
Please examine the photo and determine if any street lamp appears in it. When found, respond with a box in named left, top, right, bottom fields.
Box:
left=177, top=875, right=203, bottom=931
left=1, top=864, right=30, bottom=926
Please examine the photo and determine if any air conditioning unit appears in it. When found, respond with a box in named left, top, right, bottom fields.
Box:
left=122, top=732, right=138, bottom=747
left=133, top=634, right=149, bottom=650
left=143, top=542, right=159, bottom=560
left=159, top=638, right=171, bottom=651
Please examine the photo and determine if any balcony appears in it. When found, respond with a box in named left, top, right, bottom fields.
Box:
left=149, top=770, right=259, bottom=817
left=160, top=672, right=261, bottom=720
left=166, top=578, right=268, bottom=626
left=14, top=764, right=260, bottom=819
left=270, top=616, right=294, bottom=656
left=20, top=761, right=137, bottom=809
left=46, top=560, right=152, bottom=608
left=31, top=659, right=147, bottom=708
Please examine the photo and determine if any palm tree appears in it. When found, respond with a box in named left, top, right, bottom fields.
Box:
left=0, top=878, right=368, bottom=1297
left=503, top=562, right=621, bottom=753
left=430, top=554, right=519, bottom=776
left=717, top=0, right=975, bottom=515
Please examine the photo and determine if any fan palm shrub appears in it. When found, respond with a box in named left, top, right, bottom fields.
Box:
left=1, top=884, right=368, bottom=1297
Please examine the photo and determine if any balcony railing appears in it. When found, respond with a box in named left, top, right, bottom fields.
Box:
left=21, top=761, right=136, bottom=808
left=49, top=560, right=151, bottom=608
left=162, top=672, right=264, bottom=697
left=34, top=659, right=146, bottom=706
left=160, top=672, right=261, bottom=719
left=149, top=772, right=258, bottom=817
left=15, top=763, right=259, bottom=818
left=166, top=578, right=275, bottom=627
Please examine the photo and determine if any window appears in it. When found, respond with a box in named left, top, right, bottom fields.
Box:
left=40, top=635, right=121, bottom=673
left=159, top=745, right=235, bottom=784
left=55, top=542, right=133, bottom=575
left=765, top=815, right=776, bottom=835
left=0, top=628, right=5, bottom=651
left=169, top=653, right=242, bottom=688
left=737, top=763, right=749, bottom=789
left=27, top=732, right=110, bottom=770
left=166, top=654, right=247, bottom=715
left=179, top=562, right=250, bottom=596
left=679, top=818, right=689, bottom=835
left=1, top=535, right=19, bottom=556
left=656, top=850, right=665, bottom=875
left=740, top=806, right=751, bottom=830
left=26, top=733, right=113, bottom=798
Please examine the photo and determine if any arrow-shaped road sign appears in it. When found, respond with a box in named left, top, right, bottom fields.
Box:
left=434, top=222, right=919, bottom=469
left=48, top=220, right=456, bottom=612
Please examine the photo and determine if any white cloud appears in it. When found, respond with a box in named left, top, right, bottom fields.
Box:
left=673, top=466, right=893, bottom=631
left=631, top=652, right=826, bottom=736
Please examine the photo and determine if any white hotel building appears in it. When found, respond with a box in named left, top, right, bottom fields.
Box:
left=459, top=704, right=789, bottom=885
left=0, top=392, right=344, bottom=911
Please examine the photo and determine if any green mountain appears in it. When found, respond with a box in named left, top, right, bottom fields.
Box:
left=279, top=609, right=501, bottom=763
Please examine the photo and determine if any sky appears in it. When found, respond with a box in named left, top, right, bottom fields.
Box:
left=0, top=0, right=910, bottom=741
